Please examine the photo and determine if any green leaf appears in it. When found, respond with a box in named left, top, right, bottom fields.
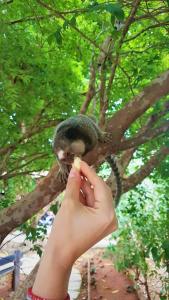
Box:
left=104, top=3, right=116, bottom=13
left=151, top=246, right=158, bottom=262
left=110, top=13, right=115, bottom=26
left=162, top=240, right=169, bottom=259
left=55, top=28, right=62, bottom=45
left=63, top=19, right=70, bottom=30
left=87, top=2, right=124, bottom=20
left=47, top=33, right=55, bottom=45
left=104, top=3, right=125, bottom=20
left=166, top=0, right=169, bottom=7
left=69, top=16, right=77, bottom=27
left=110, top=4, right=125, bottom=21
left=87, top=3, right=100, bottom=12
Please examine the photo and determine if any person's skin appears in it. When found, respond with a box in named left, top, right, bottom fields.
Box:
left=32, top=160, right=118, bottom=300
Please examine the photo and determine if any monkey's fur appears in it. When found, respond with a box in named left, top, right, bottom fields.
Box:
left=53, top=115, right=122, bottom=206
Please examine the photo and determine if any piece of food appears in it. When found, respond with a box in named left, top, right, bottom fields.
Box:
left=73, top=157, right=81, bottom=170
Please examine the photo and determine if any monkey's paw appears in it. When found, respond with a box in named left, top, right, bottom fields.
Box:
left=102, top=132, right=112, bottom=144
left=57, top=170, right=69, bottom=184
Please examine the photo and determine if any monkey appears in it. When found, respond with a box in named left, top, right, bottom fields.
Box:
left=53, top=114, right=122, bottom=206
left=97, top=36, right=113, bottom=69
left=114, top=19, right=124, bottom=31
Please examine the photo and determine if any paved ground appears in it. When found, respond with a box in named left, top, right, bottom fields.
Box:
left=1, top=230, right=113, bottom=299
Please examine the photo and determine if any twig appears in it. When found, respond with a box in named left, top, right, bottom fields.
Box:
left=119, top=121, right=169, bottom=151
left=107, top=0, right=141, bottom=93
left=125, top=22, right=169, bottom=43
left=36, top=0, right=105, bottom=53
left=133, top=7, right=169, bottom=22
left=118, top=65, right=135, bottom=96
left=0, top=119, right=61, bottom=156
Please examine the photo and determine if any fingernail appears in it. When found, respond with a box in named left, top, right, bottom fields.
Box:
left=69, top=167, right=79, bottom=178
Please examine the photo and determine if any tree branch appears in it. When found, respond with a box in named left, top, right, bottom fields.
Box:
left=6, top=14, right=55, bottom=25
left=36, top=0, right=104, bottom=53
left=119, top=121, right=169, bottom=151
left=0, top=119, right=60, bottom=156
left=107, top=69, right=169, bottom=144
left=118, top=65, right=135, bottom=96
left=119, top=148, right=136, bottom=173
left=107, top=0, right=141, bottom=93
left=98, top=36, right=114, bottom=127
left=133, top=7, right=169, bottom=22
left=80, top=59, right=96, bottom=114
left=0, top=169, right=45, bottom=180
left=1, top=0, right=13, bottom=4
left=123, top=146, right=169, bottom=193
left=0, top=153, right=48, bottom=180
left=125, top=22, right=169, bottom=43
left=0, top=164, right=64, bottom=243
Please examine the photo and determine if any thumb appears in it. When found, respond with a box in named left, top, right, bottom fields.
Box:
left=65, top=167, right=81, bottom=201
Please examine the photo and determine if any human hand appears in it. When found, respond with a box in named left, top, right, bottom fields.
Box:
left=48, top=160, right=118, bottom=266
left=32, top=161, right=118, bottom=299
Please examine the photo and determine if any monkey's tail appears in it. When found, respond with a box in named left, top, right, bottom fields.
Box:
left=106, top=155, right=122, bottom=207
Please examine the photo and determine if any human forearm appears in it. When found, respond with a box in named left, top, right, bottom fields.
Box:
left=32, top=244, right=72, bottom=300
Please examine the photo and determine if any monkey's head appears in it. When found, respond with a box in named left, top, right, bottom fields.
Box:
left=54, top=137, right=86, bottom=165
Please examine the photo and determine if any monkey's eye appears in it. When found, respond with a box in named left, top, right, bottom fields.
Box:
left=66, top=152, right=74, bottom=159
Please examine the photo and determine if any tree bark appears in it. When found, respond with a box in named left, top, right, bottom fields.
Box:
left=0, top=164, right=64, bottom=242
left=123, top=146, right=169, bottom=193
left=107, top=69, right=169, bottom=145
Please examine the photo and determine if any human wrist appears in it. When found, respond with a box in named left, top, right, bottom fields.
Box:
left=33, top=245, right=72, bottom=299
left=45, top=235, right=75, bottom=269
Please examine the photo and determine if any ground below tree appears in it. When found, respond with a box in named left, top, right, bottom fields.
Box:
left=76, top=249, right=140, bottom=300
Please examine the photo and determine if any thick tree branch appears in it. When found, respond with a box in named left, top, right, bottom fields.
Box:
left=118, top=101, right=169, bottom=173
left=107, top=69, right=169, bottom=145
left=119, top=121, right=169, bottom=151
left=98, top=36, right=114, bottom=127
left=99, top=70, right=107, bottom=128
left=0, top=164, right=64, bottom=243
left=123, top=146, right=169, bottom=192
left=80, top=60, right=96, bottom=114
